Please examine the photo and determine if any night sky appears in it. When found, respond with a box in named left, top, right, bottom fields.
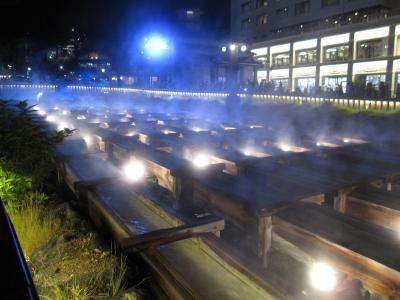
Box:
left=0, top=0, right=230, bottom=45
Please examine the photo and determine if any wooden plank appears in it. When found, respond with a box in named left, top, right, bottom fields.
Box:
left=273, top=204, right=400, bottom=298
left=346, top=186, right=400, bottom=231
left=120, top=219, right=224, bottom=250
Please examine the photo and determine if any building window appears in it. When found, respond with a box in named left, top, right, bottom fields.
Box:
left=241, top=18, right=253, bottom=30
left=356, top=38, right=388, bottom=59
left=295, top=1, right=310, bottom=16
left=256, top=0, right=268, bottom=8
left=295, top=77, right=315, bottom=94
left=323, top=44, right=349, bottom=62
left=272, top=79, right=289, bottom=92
left=241, top=1, right=252, bottom=12
left=295, top=48, right=317, bottom=65
left=276, top=7, right=289, bottom=17
left=272, top=52, right=290, bottom=67
left=321, top=0, right=340, bottom=8
left=256, top=14, right=268, bottom=25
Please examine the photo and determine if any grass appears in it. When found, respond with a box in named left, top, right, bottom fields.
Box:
left=7, top=195, right=129, bottom=300
left=335, top=105, right=400, bottom=116
left=47, top=283, right=90, bottom=300
left=41, top=255, right=128, bottom=300
left=8, top=194, right=60, bottom=258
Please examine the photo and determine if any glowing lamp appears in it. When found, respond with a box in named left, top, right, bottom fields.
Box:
left=58, top=122, right=68, bottom=130
left=316, top=142, right=322, bottom=147
left=193, top=154, right=209, bottom=168
left=83, top=135, right=92, bottom=147
left=221, top=46, right=227, bottom=52
left=243, top=149, right=252, bottom=156
left=309, top=262, right=336, bottom=292
left=280, top=145, right=291, bottom=152
left=46, top=115, right=56, bottom=122
left=145, top=38, right=168, bottom=51
left=343, top=138, right=350, bottom=143
left=123, top=160, right=146, bottom=182
left=229, top=44, right=236, bottom=51
left=240, top=45, right=247, bottom=52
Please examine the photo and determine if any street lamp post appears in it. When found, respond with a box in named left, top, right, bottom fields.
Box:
left=27, top=67, right=32, bottom=79
left=220, top=42, right=249, bottom=123
left=221, top=42, right=248, bottom=91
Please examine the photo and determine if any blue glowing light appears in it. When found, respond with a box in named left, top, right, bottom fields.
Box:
left=143, top=36, right=170, bottom=59
left=145, top=38, right=168, bottom=51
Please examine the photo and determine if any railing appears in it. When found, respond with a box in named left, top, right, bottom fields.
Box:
left=245, top=93, right=400, bottom=111
left=1, top=84, right=400, bottom=111
left=0, top=200, right=39, bottom=300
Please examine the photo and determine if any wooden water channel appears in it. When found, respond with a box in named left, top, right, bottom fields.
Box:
left=45, top=107, right=400, bottom=300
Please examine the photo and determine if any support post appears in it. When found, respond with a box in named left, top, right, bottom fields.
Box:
left=258, top=215, right=272, bottom=268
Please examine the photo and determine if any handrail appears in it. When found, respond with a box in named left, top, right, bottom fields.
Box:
left=0, top=200, right=40, bottom=300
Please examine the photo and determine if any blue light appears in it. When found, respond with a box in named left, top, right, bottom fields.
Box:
left=143, top=36, right=170, bottom=59
left=145, top=38, right=168, bottom=51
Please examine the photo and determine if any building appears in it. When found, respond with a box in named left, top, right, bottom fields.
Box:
left=231, top=0, right=400, bottom=43
left=230, top=0, right=400, bottom=97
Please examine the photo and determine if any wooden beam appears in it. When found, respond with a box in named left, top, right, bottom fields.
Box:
left=258, top=216, right=272, bottom=268
left=334, top=186, right=356, bottom=213
left=120, top=218, right=224, bottom=250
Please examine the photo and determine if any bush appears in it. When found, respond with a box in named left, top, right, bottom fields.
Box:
left=0, top=100, right=71, bottom=209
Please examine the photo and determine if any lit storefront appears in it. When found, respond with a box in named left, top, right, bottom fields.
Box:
left=270, top=68, right=289, bottom=92
left=250, top=19, right=400, bottom=98
left=320, top=64, right=348, bottom=93
left=353, top=60, right=388, bottom=91
left=293, top=66, right=316, bottom=93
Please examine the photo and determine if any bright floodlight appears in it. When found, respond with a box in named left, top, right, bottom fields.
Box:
left=46, top=115, right=56, bottom=122
left=243, top=149, right=252, bottom=156
left=240, top=45, right=247, bottom=52
left=343, top=138, right=350, bottom=143
left=83, top=135, right=92, bottom=147
left=280, top=145, right=291, bottom=152
left=123, top=160, right=146, bottom=182
left=193, top=154, right=209, bottom=168
left=144, top=36, right=169, bottom=59
left=59, top=65, right=64, bottom=70
left=316, top=142, right=322, bottom=147
left=37, top=106, right=46, bottom=116
left=101, top=68, right=106, bottom=73
left=309, top=262, right=336, bottom=292
left=58, top=122, right=68, bottom=131
left=221, top=46, right=227, bottom=52
left=145, top=38, right=168, bottom=51
left=229, top=44, right=236, bottom=51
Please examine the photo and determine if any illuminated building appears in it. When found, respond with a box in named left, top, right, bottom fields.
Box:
left=230, top=0, right=400, bottom=97
left=231, top=0, right=399, bottom=42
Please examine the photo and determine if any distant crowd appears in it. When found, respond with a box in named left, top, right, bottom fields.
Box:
left=238, top=80, right=394, bottom=100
